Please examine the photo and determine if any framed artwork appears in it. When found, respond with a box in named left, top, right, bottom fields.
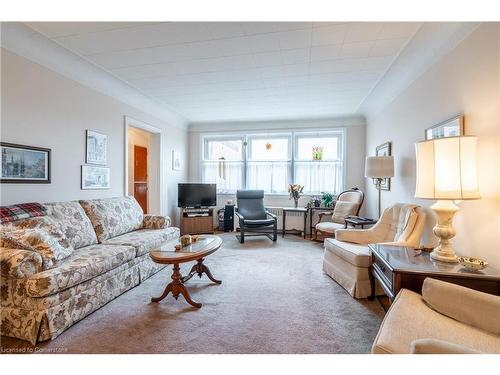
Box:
left=172, top=150, right=181, bottom=171
left=81, top=165, right=110, bottom=190
left=376, top=141, right=392, bottom=191
left=425, top=115, right=464, bottom=140
left=86, top=130, right=107, bottom=165
left=1, top=142, right=51, bottom=183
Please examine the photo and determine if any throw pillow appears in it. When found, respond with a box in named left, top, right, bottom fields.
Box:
left=0, top=228, right=73, bottom=270
left=332, top=201, right=358, bottom=224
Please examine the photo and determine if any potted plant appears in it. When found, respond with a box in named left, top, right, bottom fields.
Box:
left=288, top=184, right=304, bottom=208
left=321, top=192, right=335, bottom=208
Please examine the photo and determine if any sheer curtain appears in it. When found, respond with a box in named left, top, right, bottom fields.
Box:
left=246, top=161, right=290, bottom=193
left=294, top=161, right=343, bottom=194
left=202, top=161, right=243, bottom=193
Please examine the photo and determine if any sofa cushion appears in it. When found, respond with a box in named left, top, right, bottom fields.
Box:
left=0, top=228, right=73, bottom=270
left=43, top=201, right=98, bottom=249
left=372, top=289, right=500, bottom=354
left=25, top=244, right=136, bottom=297
left=316, top=222, right=344, bottom=234
left=79, top=196, right=144, bottom=243
left=103, top=227, right=180, bottom=256
left=324, top=238, right=371, bottom=267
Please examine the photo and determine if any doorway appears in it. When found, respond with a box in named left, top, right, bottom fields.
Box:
left=125, top=116, right=163, bottom=215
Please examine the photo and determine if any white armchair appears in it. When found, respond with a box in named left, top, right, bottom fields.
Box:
left=323, top=203, right=426, bottom=298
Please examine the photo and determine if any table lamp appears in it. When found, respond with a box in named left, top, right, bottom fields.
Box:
left=415, top=136, right=480, bottom=263
left=365, top=156, right=394, bottom=218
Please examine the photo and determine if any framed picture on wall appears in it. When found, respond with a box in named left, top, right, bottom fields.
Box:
left=425, top=115, right=464, bottom=140
left=81, top=165, right=110, bottom=189
left=172, top=150, right=181, bottom=171
left=0, top=142, right=51, bottom=183
left=86, top=130, right=107, bottom=165
left=376, top=141, right=392, bottom=191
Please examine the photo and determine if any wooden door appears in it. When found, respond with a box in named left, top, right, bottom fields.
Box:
left=134, top=145, right=148, bottom=213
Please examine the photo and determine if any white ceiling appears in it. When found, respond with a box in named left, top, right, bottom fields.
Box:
left=25, top=22, right=421, bottom=123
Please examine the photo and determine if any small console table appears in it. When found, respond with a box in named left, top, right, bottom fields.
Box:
left=282, top=207, right=308, bottom=239
left=180, top=208, right=215, bottom=235
left=368, top=244, right=500, bottom=302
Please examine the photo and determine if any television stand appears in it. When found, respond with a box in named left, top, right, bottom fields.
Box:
left=180, top=207, right=215, bottom=235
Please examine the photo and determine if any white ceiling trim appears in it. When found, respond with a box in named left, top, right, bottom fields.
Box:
left=359, top=22, right=481, bottom=119
left=0, top=22, right=189, bottom=130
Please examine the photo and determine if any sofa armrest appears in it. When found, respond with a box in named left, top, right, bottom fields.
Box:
left=410, top=338, right=481, bottom=354
left=142, top=214, right=171, bottom=229
left=335, top=228, right=382, bottom=245
left=0, top=247, right=43, bottom=278
left=422, top=278, right=500, bottom=335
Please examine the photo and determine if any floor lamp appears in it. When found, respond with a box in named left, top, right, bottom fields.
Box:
left=365, top=156, right=394, bottom=218
left=415, top=136, right=480, bottom=263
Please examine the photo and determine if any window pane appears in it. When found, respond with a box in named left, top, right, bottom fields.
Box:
left=294, top=161, right=343, bottom=194
left=297, top=136, right=339, bottom=161
left=247, top=161, right=290, bottom=193
left=249, top=138, right=289, bottom=161
left=205, top=139, right=242, bottom=161
left=202, top=161, right=243, bottom=193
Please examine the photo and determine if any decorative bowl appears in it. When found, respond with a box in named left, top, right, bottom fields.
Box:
left=457, top=256, right=488, bottom=271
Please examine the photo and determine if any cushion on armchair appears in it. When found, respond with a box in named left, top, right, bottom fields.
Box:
left=422, top=278, right=500, bottom=336
left=79, top=196, right=144, bottom=242
left=331, top=201, right=358, bottom=224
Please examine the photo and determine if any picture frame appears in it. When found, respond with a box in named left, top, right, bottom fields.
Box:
left=81, top=165, right=110, bottom=190
left=86, top=130, right=107, bottom=165
left=376, top=141, right=392, bottom=191
left=425, top=114, right=464, bottom=140
left=1, top=142, right=51, bottom=183
left=172, top=150, right=181, bottom=171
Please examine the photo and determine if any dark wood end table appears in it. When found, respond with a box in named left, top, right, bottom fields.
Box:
left=282, top=207, right=308, bottom=239
left=149, top=235, right=223, bottom=308
left=368, top=244, right=500, bottom=302
left=344, top=216, right=377, bottom=229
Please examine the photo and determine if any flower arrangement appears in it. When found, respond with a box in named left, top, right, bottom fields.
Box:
left=312, top=146, right=323, bottom=160
left=288, top=184, right=304, bottom=208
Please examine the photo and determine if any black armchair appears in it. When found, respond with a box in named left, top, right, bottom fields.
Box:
left=235, top=190, right=277, bottom=244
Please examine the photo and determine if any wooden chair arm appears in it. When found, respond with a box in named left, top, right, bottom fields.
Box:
left=315, top=211, right=333, bottom=226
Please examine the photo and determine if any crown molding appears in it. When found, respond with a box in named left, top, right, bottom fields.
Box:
left=1, top=22, right=189, bottom=130
left=359, top=22, right=481, bottom=120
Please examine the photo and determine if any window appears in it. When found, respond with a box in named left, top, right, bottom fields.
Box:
left=201, top=130, right=345, bottom=195
left=201, top=136, right=244, bottom=193
left=247, top=135, right=291, bottom=193
left=294, top=132, right=344, bottom=194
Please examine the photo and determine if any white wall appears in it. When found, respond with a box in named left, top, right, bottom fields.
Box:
left=365, top=24, right=500, bottom=267
left=188, top=117, right=366, bottom=230
left=1, top=49, right=188, bottom=225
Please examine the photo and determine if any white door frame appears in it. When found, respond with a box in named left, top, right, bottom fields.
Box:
left=124, top=116, right=165, bottom=215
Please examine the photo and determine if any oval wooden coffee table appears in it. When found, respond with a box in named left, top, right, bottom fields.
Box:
left=149, top=235, right=223, bottom=308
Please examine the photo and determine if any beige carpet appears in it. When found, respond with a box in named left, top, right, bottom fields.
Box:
left=1, top=233, right=384, bottom=353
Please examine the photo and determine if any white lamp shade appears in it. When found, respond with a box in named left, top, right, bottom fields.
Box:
left=415, top=136, right=480, bottom=200
left=365, top=156, right=394, bottom=178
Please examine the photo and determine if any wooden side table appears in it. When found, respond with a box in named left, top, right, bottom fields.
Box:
left=368, top=244, right=500, bottom=302
left=344, top=216, right=377, bottom=229
left=282, top=207, right=308, bottom=239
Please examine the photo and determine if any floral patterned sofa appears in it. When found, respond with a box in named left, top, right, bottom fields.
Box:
left=0, top=196, right=179, bottom=344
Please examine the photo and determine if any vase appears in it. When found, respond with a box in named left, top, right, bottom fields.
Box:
left=294, top=199, right=299, bottom=208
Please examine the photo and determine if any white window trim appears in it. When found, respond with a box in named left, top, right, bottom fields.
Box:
left=200, top=128, right=346, bottom=195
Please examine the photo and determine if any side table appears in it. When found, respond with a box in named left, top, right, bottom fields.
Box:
left=282, top=207, right=308, bottom=239
left=344, top=216, right=377, bottom=229
left=368, top=243, right=500, bottom=302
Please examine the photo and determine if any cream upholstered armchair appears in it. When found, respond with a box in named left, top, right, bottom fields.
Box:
left=314, top=188, right=364, bottom=240
left=323, top=203, right=426, bottom=298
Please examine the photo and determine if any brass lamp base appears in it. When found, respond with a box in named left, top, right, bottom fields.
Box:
left=429, top=200, right=459, bottom=263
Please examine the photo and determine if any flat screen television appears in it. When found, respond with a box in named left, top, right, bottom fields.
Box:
left=178, top=183, right=217, bottom=208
